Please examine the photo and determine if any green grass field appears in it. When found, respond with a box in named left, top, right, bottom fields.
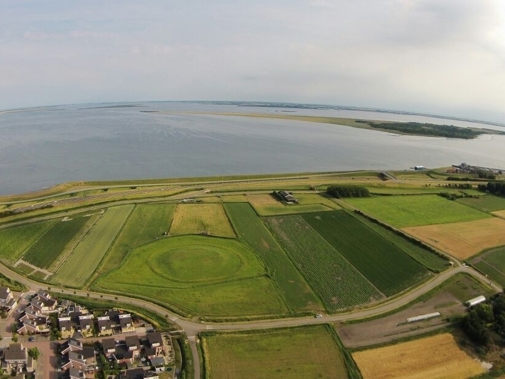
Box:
left=170, top=203, right=235, bottom=237
left=95, top=203, right=175, bottom=278
left=303, top=211, right=429, bottom=296
left=95, top=235, right=288, bottom=317
left=458, top=195, right=505, bottom=213
left=0, top=221, right=55, bottom=264
left=267, top=215, right=385, bottom=310
left=248, top=193, right=334, bottom=216
left=225, top=203, right=321, bottom=312
left=470, top=247, right=505, bottom=287
left=202, top=325, right=352, bottom=379
left=51, top=205, right=134, bottom=287
left=22, top=215, right=89, bottom=269
left=349, top=211, right=449, bottom=272
left=346, top=195, right=490, bottom=227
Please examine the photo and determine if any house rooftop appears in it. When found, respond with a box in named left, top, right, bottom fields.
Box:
left=4, top=343, right=26, bottom=361
left=147, top=332, right=163, bottom=347
left=102, top=338, right=116, bottom=351
left=0, top=286, right=11, bottom=300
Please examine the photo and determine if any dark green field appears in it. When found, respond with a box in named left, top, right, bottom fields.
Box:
left=349, top=211, right=449, bottom=272
left=458, top=195, right=505, bottom=213
left=0, top=220, right=55, bottom=264
left=303, top=211, right=430, bottom=296
left=23, top=215, right=89, bottom=269
left=470, top=246, right=505, bottom=287
left=266, top=215, right=385, bottom=311
left=225, top=203, right=321, bottom=312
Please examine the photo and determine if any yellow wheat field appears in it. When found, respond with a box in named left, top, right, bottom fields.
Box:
left=169, top=204, right=236, bottom=237
left=493, top=210, right=505, bottom=219
left=402, top=218, right=505, bottom=260
left=352, top=333, right=485, bottom=379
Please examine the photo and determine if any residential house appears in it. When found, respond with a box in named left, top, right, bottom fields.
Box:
left=60, top=338, right=83, bottom=355
left=78, top=314, right=94, bottom=337
left=30, top=290, right=57, bottom=314
left=61, top=347, right=96, bottom=375
left=120, top=368, right=159, bottom=379
left=17, top=314, right=49, bottom=335
left=2, top=343, right=27, bottom=373
left=102, top=338, right=116, bottom=358
left=0, top=286, right=17, bottom=312
left=119, top=314, right=135, bottom=334
left=146, top=332, right=164, bottom=356
left=59, top=317, right=75, bottom=339
left=68, top=368, right=85, bottom=379
left=97, top=316, right=113, bottom=336
left=125, top=335, right=141, bottom=359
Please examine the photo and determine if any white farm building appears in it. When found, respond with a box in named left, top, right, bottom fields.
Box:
left=465, top=295, right=486, bottom=307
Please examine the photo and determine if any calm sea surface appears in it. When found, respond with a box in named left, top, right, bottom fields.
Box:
left=1, top=102, right=504, bottom=196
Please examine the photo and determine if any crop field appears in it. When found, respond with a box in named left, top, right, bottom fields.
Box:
left=247, top=193, right=333, bottom=216
left=96, top=203, right=175, bottom=277
left=458, top=194, right=505, bottom=212
left=202, top=325, right=351, bottom=379
left=494, top=209, right=505, bottom=219
left=0, top=221, right=55, bottom=264
left=290, top=193, right=341, bottom=209
left=51, top=205, right=134, bottom=287
left=303, top=211, right=429, bottom=296
left=22, top=215, right=90, bottom=269
left=470, top=247, right=505, bottom=287
left=349, top=212, right=448, bottom=272
left=95, top=235, right=288, bottom=316
left=266, top=215, right=384, bottom=310
left=169, top=204, right=235, bottom=237
left=224, top=203, right=321, bottom=312
left=403, top=218, right=505, bottom=260
left=352, top=333, right=485, bottom=379
left=220, top=195, right=248, bottom=202
left=345, top=195, right=490, bottom=227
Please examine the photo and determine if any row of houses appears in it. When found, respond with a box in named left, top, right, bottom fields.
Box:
left=59, top=309, right=136, bottom=339
left=60, top=332, right=170, bottom=379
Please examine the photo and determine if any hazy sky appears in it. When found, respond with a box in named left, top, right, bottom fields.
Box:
left=1, top=1, right=505, bottom=123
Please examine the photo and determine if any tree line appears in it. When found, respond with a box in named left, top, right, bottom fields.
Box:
left=362, top=121, right=480, bottom=139
left=478, top=182, right=505, bottom=197
left=326, top=185, right=370, bottom=199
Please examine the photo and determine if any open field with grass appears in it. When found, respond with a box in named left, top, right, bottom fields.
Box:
left=22, top=215, right=89, bottom=269
left=219, top=195, right=248, bottom=202
left=403, top=217, right=505, bottom=260
left=51, top=205, right=134, bottom=287
left=169, top=204, right=235, bottom=237
left=202, top=325, right=352, bottom=379
left=349, top=211, right=449, bottom=272
left=225, top=203, right=321, bottom=312
left=346, top=195, right=490, bottom=227
left=247, top=193, right=333, bottom=216
left=95, top=235, right=287, bottom=317
left=352, top=333, right=485, bottom=379
left=266, top=215, right=384, bottom=310
left=94, top=203, right=175, bottom=278
left=470, top=246, right=505, bottom=287
left=303, top=211, right=429, bottom=296
left=458, top=194, right=505, bottom=212
left=0, top=220, right=55, bottom=264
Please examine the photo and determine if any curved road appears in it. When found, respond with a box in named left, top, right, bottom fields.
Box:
left=0, top=261, right=501, bottom=379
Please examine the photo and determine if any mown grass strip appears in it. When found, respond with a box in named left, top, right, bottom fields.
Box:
left=225, top=203, right=321, bottom=312
left=51, top=205, right=134, bottom=287
left=95, top=203, right=175, bottom=278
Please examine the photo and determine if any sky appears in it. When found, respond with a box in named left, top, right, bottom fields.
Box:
left=1, top=0, right=505, bottom=123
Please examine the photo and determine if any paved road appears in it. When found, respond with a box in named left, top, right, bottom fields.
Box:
left=0, top=260, right=501, bottom=379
